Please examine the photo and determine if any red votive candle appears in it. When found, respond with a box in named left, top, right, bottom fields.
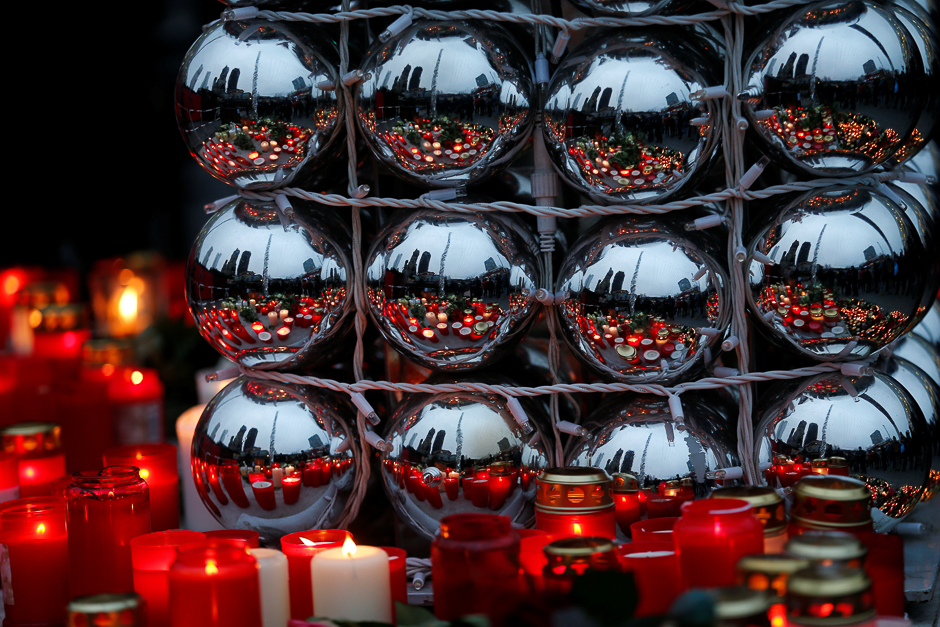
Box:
left=1, top=422, right=66, bottom=497
left=131, top=529, right=207, bottom=627
left=630, top=516, right=678, bottom=543
left=611, top=473, right=641, bottom=536
left=206, top=528, right=260, bottom=548
left=0, top=497, right=69, bottom=625
left=646, top=494, right=684, bottom=518
left=281, top=529, right=351, bottom=620
left=106, top=367, right=165, bottom=445
left=168, top=538, right=261, bottom=627
left=104, top=443, right=179, bottom=531
left=0, top=451, right=21, bottom=503
left=519, top=533, right=561, bottom=595
left=618, top=541, right=681, bottom=617
left=534, top=468, right=616, bottom=539
left=673, top=499, right=764, bottom=591
left=282, top=476, right=301, bottom=504
left=65, top=465, right=152, bottom=598
left=379, top=546, right=408, bottom=621
left=857, top=531, right=905, bottom=617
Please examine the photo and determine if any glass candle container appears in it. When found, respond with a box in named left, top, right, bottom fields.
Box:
left=68, top=593, right=145, bottom=627
left=786, top=566, right=875, bottom=627
left=618, top=541, right=681, bottom=616
left=205, top=528, right=260, bottom=548
left=378, top=546, right=408, bottom=621
left=168, top=538, right=261, bottom=627
left=611, top=473, right=641, bottom=536
left=790, top=477, right=872, bottom=536
left=1, top=422, right=66, bottom=497
left=712, top=486, right=788, bottom=553
left=673, top=499, right=764, bottom=590
left=280, top=529, right=351, bottom=620
left=130, top=529, right=207, bottom=627
left=431, top=513, right=521, bottom=625
left=519, top=533, right=561, bottom=595
left=630, top=516, right=678, bottom=543
left=0, top=451, right=20, bottom=503
left=0, top=497, right=70, bottom=625
left=543, top=537, right=621, bottom=596
left=104, top=443, right=179, bottom=531
left=106, top=368, right=165, bottom=446
left=66, top=466, right=152, bottom=598
left=785, top=531, right=867, bottom=569
left=856, top=531, right=904, bottom=617
left=709, top=586, right=772, bottom=627
left=737, top=554, right=812, bottom=627
left=535, top=468, right=615, bottom=539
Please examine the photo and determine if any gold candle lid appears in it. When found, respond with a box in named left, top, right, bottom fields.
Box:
left=544, top=536, right=615, bottom=558
left=786, top=566, right=874, bottom=626
left=82, top=338, right=134, bottom=367
left=489, top=461, right=514, bottom=477
left=1, top=422, right=62, bottom=455
left=711, top=485, right=786, bottom=535
left=616, top=344, right=638, bottom=360
left=69, top=593, right=144, bottom=626
left=611, top=473, right=639, bottom=494
left=536, top=467, right=613, bottom=513
left=738, top=553, right=812, bottom=576
left=785, top=531, right=867, bottom=563
left=472, top=321, right=489, bottom=334
left=709, top=586, right=771, bottom=621
left=791, top=476, right=871, bottom=529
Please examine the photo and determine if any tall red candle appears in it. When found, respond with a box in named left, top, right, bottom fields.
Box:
left=104, top=443, right=179, bottom=531
left=0, top=497, right=70, bottom=625
left=611, top=473, right=641, bottom=536
left=131, top=529, right=207, bottom=627
left=1, top=422, right=66, bottom=497
left=168, top=538, right=261, bottom=627
left=106, top=367, right=165, bottom=446
left=534, top=468, right=616, bottom=539
left=280, top=529, right=351, bottom=620
left=379, top=546, right=408, bottom=621
left=65, top=466, right=152, bottom=598
left=519, top=533, right=561, bottom=595
left=618, top=541, right=681, bottom=616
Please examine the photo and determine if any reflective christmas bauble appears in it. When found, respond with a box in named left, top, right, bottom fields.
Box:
left=745, top=186, right=928, bottom=361
left=565, top=0, right=690, bottom=17
left=912, top=300, right=940, bottom=349
left=887, top=182, right=940, bottom=331
left=566, top=392, right=740, bottom=495
left=555, top=216, right=730, bottom=385
left=542, top=29, right=721, bottom=205
left=354, top=20, right=534, bottom=188
left=891, top=333, right=940, bottom=386
left=380, top=384, right=552, bottom=539
left=364, top=210, right=541, bottom=371
left=754, top=371, right=931, bottom=525
left=186, top=198, right=353, bottom=370
left=191, top=376, right=358, bottom=544
left=176, top=19, right=343, bottom=189
left=741, top=0, right=925, bottom=176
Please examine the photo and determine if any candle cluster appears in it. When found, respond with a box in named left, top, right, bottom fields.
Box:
left=384, top=116, right=496, bottom=173
left=567, top=131, right=685, bottom=193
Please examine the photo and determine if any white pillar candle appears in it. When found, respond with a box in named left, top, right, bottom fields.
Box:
left=175, top=404, right=224, bottom=532
left=251, top=548, right=290, bottom=627
left=311, top=539, right=392, bottom=623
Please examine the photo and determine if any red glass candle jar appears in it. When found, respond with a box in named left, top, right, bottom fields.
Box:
left=0, top=451, right=20, bottom=503
left=611, top=473, right=641, bottom=536
left=168, top=538, right=261, bottom=627
left=379, top=546, right=408, bottom=621
left=786, top=566, right=875, bottom=627
left=519, top=533, right=561, bottom=595
left=205, top=528, right=260, bottom=548
left=673, top=499, right=764, bottom=590
left=131, top=529, right=207, bottom=627
left=712, top=486, right=788, bottom=554
left=66, top=466, right=152, bottom=598
left=785, top=531, right=867, bottom=568
left=0, top=497, right=70, bottom=625
left=737, top=553, right=812, bottom=627
left=431, top=513, right=521, bottom=625
left=543, top=537, right=621, bottom=597
left=280, top=529, right=351, bottom=620
left=104, top=443, right=179, bottom=531
left=630, top=516, right=678, bottom=543
left=789, top=477, right=872, bottom=536
left=1, top=422, right=66, bottom=497
left=67, top=593, right=146, bottom=626
left=535, top=468, right=615, bottom=539
left=618, top=541, right=681, bottom=616
left=106, top=367, right=165, bottom=446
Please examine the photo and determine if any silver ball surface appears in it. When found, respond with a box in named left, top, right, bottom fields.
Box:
left=192, top=376, right=358, bottom=544
left=186, top=197, right=353, bottom=370
left=555, top=217, right=730, bottom=384
left=364, top=210, right=541, bottom=371
left=565, top=0, right=691, bottom=17
left=380, top=387, right=552, bottom=540
left=176, top=19, right=343, bottom=189
left=912, top=300, right=940, bottom=350
left=745, top=186, right=928, bottom=361
left=892, top=333, right=940, bottom=386
left=542, top=29, right=721, bottom=204
left=354, top=20, right=535, bottom=188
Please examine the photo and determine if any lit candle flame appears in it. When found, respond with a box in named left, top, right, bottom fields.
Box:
left=573, top=523, right=582, bottom=535
left=36, top=523, right=45, bottom=534
left=131, top=371, right=144, bottom=385
left=205, top=559, right=219, bottom=575
left=118, top=286, right=138, bottom=323
left=342, top=536, right=357, bottom=557
left=139, top=468, right=150, bottom=480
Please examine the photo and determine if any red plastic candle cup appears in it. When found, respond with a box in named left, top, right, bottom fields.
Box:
left=0, top=497, right=70, bottom=625
left=519, top=533, right=560, bottom=595
left=251, top=480, right=276, bottom=511
left=432, top=514, right=521, bottom=625
left=618, top=541, right=681, bottom=616
left=168, top=538, right=262, bottom=627
left=205, top=529, right=260, bottom=549
left=857, top=531, right=905, bottom=617
left=104, top=443, right=179, bottom=531
left=630, top=516, right=678, bottom=543
left=106, top=367, right=165, bottom=446
left=487, top=462, right=514, bottom=511
left=673, top=499, right=764, bottom=591
left=611, top=473, right=641, bottom=536
left=534, top=468, right=616, bottom=539
left=1, top=422, right=66, bottom=497
left=65, top=466, right=152, bottom=598
left=281, top=529, right=351, bottom=620
left=517, top=528, right=547, bottom=538
left=131, top=529, right=207, bottom=627
left=0, top=451, right=20, bottom=503
left=646, top=494, right=684, bottom=518
left=543, top=537, right=621, bottom=597
left=379, top=546, right=408, bottom=621
left=282, top=476, right=301, bottom=505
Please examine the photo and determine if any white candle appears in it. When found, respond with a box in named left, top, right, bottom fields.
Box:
left=250, top=548, right=290, bottom=627
left=175, top=404, right=224, bottom=532
left=311, top=539, right=392, bottom=623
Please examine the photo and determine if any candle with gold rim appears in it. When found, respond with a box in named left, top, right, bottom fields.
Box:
left=311, top=537, right=392, bottom=623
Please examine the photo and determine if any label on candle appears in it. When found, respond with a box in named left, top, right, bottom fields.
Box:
left=114, top=403, right=162, bottom=445
left=0, top=544, right=11, bottom=607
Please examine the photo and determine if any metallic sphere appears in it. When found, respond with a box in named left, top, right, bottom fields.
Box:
left=912, top=300, right=940, bottom=350
left=891, top=333, right=940, bottom=386
left=192, top=376, right=358, bottom=544
left=565, top=0, right=691, bottom=17
left=186, top=197, right=353, bottom=370
left=176, top=19, right=343, bottom=189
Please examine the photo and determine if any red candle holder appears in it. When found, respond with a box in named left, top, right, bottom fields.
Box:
left=789, top=476, right=872, bottom=536
left=1, top=421, right=66, bottom=497
left=281, top=529, right=351, bottom=620
left=379, top=546, right=408, bottom=622
left=106, top=367, right=165, bottom=446
left=630, top=516, right=678, bottom=543
left=543, top=537, right=621, bottom=597
left=519, top=533, right=561, bottom=594
left=0, top=497, right=70, bottom=625
left=856, top=531, right=905, bottom=618
left=611, top=473, right=641, bottom=536
left=673, top=499, right=764, bottom=590
left=618, top=541, right=681, bottom=616
left=432, top=513, right=521, bottom=626
left=0, top=451, right=20, bottom=503
left=712, top=486, right=788, bottom=554
left=786, top=565, right=875, bottom=627
left=104, top=443, right=179, bottom=531
left=65, top=465, right=152, bottom=598
left=131, top=529, right=207, bottom=627
left=168, top=538, right=261, bottom=627
left=205, top=528, right=260, bottom=548
left=534, top=468, right=616, bottom=539
left=737, top=553, right=812, bottom=627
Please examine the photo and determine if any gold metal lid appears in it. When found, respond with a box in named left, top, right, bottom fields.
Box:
left=544, top=536, right=615, bottom=558
left=828, top=457, right=848, bottom=469
left=712, top=485, right=787, bottom=535
left=616, top=344, right=637, bottom=359
left=611, top=473, right=639, bottom=494
left=69, top=592, right=143, bottom=613
left=82, top=338, right=134, bottom=367
left=536, top=467, right=613, bottom=513
left=793, top=476, right=870, bottom=502
left=738, top=553, right=812, bottom=576
left=709, top=586, right=771, bottom=620
left=1, top=422, right=62, bottom=454
left=472, top=321, right=489, bottom=334
left=791, top=477, right=872, bottom=529
left=785, top=532, right=867, bottom=562
left=489, top=461, right=513, bottom=477
left=538, top=467, right=611, bottom=486
left=787, top=565, right=872, bottom=598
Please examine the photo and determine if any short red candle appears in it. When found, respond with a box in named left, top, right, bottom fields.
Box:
left=106, top=367, right=165, bottom=445
left=1, top=422, right=66, bottom=497
left=168, top=538, right=261, bottom=627
left=0, top=451, right=20, bottom=503
left=379, top=546, right=408, bottom=621
left=630, top=516, right=678, bottom=543
left=0, top=497, right=69, bottom=625
left=65, top=466, right=152, bottom=598
left=280, top=529, right=351, bottom=620
left=104, top=443, right=179, bottom=531
left=282, top=476, right=301, bottom=504
left=534, top=510, right=617, bottom=539
left=618, top=541, right=681, bottom=616
left=251, top=480, right=276, bottom=510
left=646, top=494, right=684, bottom=518
left=519, top=533, right=561, bottom=594
left=205, top=529, right=260, bottom=548
left=131, top=529, right=207, bottom=627
left=673, top=498, right=764, bottom=591
left=613, top=492, right=641, bottom=535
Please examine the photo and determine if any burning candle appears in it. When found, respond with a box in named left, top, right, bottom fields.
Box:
left=786, top=565, right=876, bottom=627
left=629, top=516, right=678, bottom=543
left=618, top=541, right=681, bottom=616
left=0, top=451, right=20, bottom=503
left=789, top=476, right=872, bottom=536
left=737, top=553, right=812, bottom=627
left=168, top=539, right=262, bottom=627
left=104, top=443, right=179, bottom=531
left=712, top=486, right=788, bottom=554
left=131, top=529, right=207, bottom=627
left=611, top=473, right=641, bottom=536
left=280, top=529, right=351, bottom=620
left=65, top=466, right=152, bottom=598
left=311, top=537, right=393, bottom=623
left=534, top=468, right=616, bottom=539
left=378, top=546, right=408, bottom=621
left=106, top=367, right=164, bottom=446
left=0, top=497, right=70, bottom=625
left=519, top=533, right=560, bottom=595
left=1, top=422, right=66, bottom=497
left=251, top=548, right=290, bottom=627
left=542, top=537, right=620, bottom=597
